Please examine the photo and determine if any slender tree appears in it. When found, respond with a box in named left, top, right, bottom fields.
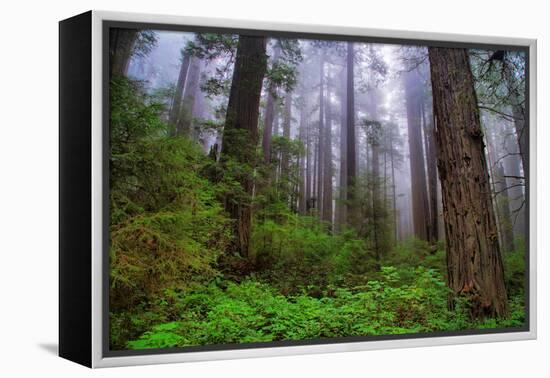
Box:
left=422, top=100, right=439, bottom=242
left=176, top=57, right=202, bottom=136
left=168, top=50, right=191, bottom=133
left=346, top=42, right=357, bottom=222
left=262, top=46, right=282, bottom=163
left=404, top=69, right=430, bottom=241
left=317, top=52, right=326, bottom=219
left=335, top=67, right=348, bottom=229
left=322, top=75, right=333, bottom=226
left=503, top=122, right=525, bottom=237
left=298, top=98, right=308, bottom=214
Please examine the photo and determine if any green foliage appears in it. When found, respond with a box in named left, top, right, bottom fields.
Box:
left=134, top=30, right=158, bottom=58
left=109, top=76, right=231, bottom=348
left=109, top=60, right=526, bottom=352
left=503, top=238, right=526, bottom=296
left=126, top=270, right=525, bottom=349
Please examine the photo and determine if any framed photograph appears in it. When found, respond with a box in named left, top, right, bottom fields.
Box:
left=59, top=10, right=537, bottom=368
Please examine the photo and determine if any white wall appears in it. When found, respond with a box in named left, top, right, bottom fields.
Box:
left=0, top=0, right=546, bottom=376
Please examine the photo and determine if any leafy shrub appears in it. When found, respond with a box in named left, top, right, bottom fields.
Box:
left=109, top=76, right=231, bottom=348
left=503, top=238, right=526, bottom=296
left=126, top=268, right=524, bottom=349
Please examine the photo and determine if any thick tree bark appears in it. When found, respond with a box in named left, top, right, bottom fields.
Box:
left=109, top=29, right=138, bottom=78
left=176, top=57, right=201, bottom=137
left=346, top=42, right=357, bottom=223
left=404, top=70, right=430, bottom=241
left=168, top=51, right=191, bottom=133
left=429, top=47, right=508, bottom=318
left=221, top=35, right=268, bottom=258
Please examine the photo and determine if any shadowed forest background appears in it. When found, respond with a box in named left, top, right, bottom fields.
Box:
left=108, top=28, right=527, bottom=350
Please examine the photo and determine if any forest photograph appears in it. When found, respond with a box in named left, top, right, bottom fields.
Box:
left=108, top=26, right=528, bottom=351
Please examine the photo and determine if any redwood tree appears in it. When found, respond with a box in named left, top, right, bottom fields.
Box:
left=404, top=69, right=430, bottom=241
left=221, top=35, right=268, bottom=258
left=429, top=47, right=508, bottom=318
left=109, top=28, right=138, bottom=78
left=168, top=50, right=191, bottom=133
left=345, top=42, right=357, bottom=222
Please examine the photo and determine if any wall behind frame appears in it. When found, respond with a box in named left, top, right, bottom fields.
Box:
left=0, top=0, right=545, bottom=377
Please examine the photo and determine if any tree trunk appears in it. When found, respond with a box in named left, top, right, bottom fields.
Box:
left=389, top=130, right=398, bottom=245
left=262, top=46, right=282, bottom=164
left=168, top=51, right=191, bottom=133
left=336, top=67, right=348, bottom=230
left=503, top=62, right=527, bottom=174
left=422, top=101, right=439, bottom=242
left=317, top=54, right=325, bottom=219
left=404, top=70, right=430, bottom=241
left=306, top=115, right=313, bottom=213
left=109, top=29, right=138, bottom=78
left=282, top=92, right=292, bottom=175
left=221, top=35, right=268, bottom=258
left=503, top=122, right=525, bottom=237
left=176, top=57, right=201, bottom=137
left=322, top=80, right=333, bottom=226
left=495, top=162, right=515, bottom=253
left=346, top=42, right=357, bottom=222
left=298, top=100, right=308, bottom=215
left=429, top=47, right=508, bottom=318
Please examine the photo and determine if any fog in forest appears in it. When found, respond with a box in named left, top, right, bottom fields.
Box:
left=125, top=31, right=525, bottom=244
left=109, top=28, right=527, bottom=350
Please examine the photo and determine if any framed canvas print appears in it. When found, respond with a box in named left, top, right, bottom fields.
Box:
left=59, top=10, right=537, bottom=368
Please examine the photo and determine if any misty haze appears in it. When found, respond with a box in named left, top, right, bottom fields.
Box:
left=108, top=28, right=527, bottom=350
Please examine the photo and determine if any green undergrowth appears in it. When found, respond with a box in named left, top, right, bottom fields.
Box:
left=123, top=267, right=525, bottom=350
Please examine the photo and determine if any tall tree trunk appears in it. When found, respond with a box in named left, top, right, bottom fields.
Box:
left=322, top=80, right=333, bottom=226
left=336, top=67, right=348, bottom=230
left=404, top=70, right=430, bottom=241
left=306, top=116, right=313, bottom=213
left=389, top=130, right=398, bottom=245
left=368, top=92, right=384, bottom=260
left=503, top=62, right=527, bottom=173
left=109, top=29, right=138, bottom=78
left=422, top=101, right=439, bottom=242
left=221, top=35, right=268, bottom=258
left=346, top=42, right=357, bottom=222
left=282, top=92, right=292, bottom=173
left=262, top=46, right=282, bottom=163
left=168, top=51, right=191, bottom=133
left=503, top=122, right=525, bottom=237
left=429, top=47, right=508, bottom=318
left=176, top=57, right=202, bottom=137
left=298, top=100, right=308, bottom=215
left=317, top=54, right=325, bottom=219
left=312, top=138, right=319, bottom=213
left=495, top=162, right=515, bottom=253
